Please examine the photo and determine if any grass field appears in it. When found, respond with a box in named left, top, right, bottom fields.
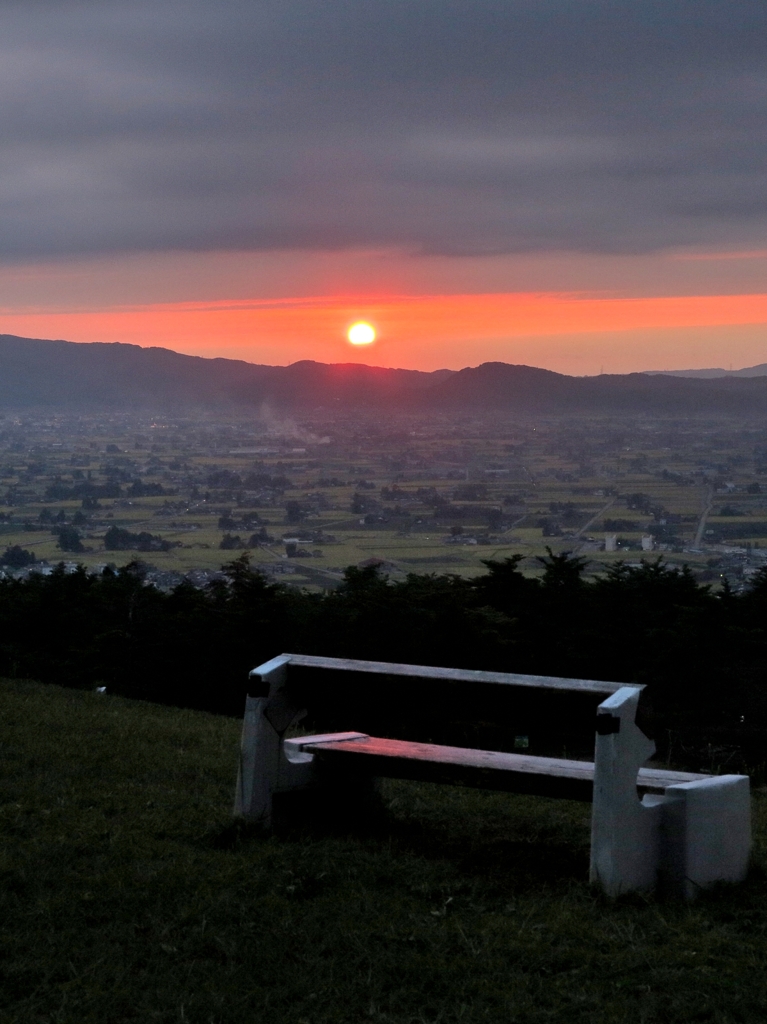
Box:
left=2, top=679, right=767, bottom=1023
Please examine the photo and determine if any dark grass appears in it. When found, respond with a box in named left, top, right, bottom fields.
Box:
left=2, top=680, right=767, bottom=1024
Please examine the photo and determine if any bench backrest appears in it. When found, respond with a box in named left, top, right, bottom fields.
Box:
left=248, top=654, right=642, bottom=757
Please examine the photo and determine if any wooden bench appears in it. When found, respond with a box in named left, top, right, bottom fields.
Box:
left=234, top=654, right=751, bottom=898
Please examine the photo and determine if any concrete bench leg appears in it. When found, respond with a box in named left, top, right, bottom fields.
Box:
left=661, top=775, right=751, bottom=900
left=590, top=686, right=663, bottom=896
left=233, top=694, right=280, bottom=825
left=233, top=655, right=313, bottom=826
left=590, top=686, right=752, bottom=899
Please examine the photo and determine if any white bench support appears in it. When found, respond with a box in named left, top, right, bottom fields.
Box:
left=233, top=655, right=373, bottom=824
left=590, top=686, right=663, bottom=895
left=590, top=686, right=751, bottom=898
left=233, top=655, right=313, bottom=825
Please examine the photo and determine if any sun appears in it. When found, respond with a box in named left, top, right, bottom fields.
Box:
left=347, top=321, right=376, bottom=346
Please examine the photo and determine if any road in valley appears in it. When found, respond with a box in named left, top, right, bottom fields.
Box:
left=694, top=485, right=714, bottom=548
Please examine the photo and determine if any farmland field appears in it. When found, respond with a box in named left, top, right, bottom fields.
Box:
left=2, top=411, right=767, bottom=589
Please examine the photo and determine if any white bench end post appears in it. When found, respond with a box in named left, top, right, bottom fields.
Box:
left=233, top=656, right=291, bottom=825
left=590, top=685, right=661, bottom=896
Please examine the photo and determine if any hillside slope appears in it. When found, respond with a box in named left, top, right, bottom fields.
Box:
left=2, top=678, right=767, bottom=1023
left=4, top=333, right=767, bottom=414
left=0, top=335, right=449, bottom=412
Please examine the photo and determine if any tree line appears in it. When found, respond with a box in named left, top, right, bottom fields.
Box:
left=2, top=552, right=767, bottom=771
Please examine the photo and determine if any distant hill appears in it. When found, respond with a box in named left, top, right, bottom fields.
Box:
left=0, top=335, right=451, bottom=412
left=644, top=363, right=767, bottom=378
left=422, top=362, right=767, bottom=415
left=4, top=333, right=767, bottom=416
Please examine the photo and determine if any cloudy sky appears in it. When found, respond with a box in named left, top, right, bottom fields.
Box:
left=1, top=0, right=765, bottom=372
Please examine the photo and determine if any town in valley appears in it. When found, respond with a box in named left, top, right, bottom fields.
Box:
left=2, top=409, right=766, bottom=592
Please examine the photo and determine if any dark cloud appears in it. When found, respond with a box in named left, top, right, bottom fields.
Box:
left=0, top=0, right=765, bottom=258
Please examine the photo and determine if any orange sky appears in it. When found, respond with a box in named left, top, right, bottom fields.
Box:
left=2, top=288, right=766, bottom=376
left=1, top=247, right=766, bottom=375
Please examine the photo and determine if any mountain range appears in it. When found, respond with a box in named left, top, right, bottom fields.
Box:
left=644, top=365, right=767, bottom=379
left=3, top=333, right=767, bottom=416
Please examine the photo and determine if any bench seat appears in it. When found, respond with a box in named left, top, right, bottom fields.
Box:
left=288, top=733, right=707, bottom=802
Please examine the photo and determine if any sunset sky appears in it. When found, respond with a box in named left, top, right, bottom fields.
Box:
left=1, top=1, right=765, bottom=375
